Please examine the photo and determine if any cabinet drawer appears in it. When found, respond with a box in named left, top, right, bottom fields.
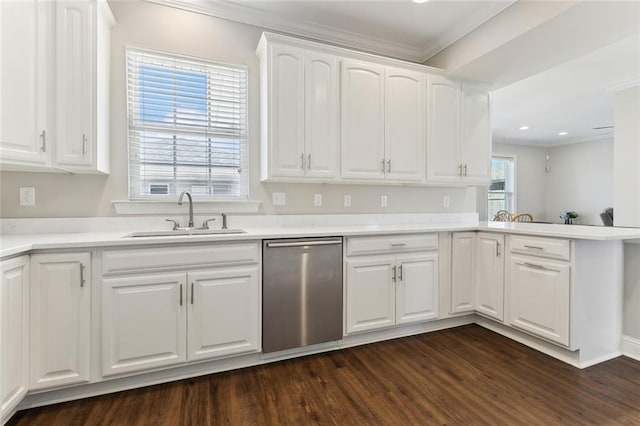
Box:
left=102, top=243, right=260, bottom=275
left=510, top=236, right=570, bottom=261
left=346, top=234, right=438, bottom=256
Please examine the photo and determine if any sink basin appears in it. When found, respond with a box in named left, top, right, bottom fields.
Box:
left=125, top=229, right=246, bottom=238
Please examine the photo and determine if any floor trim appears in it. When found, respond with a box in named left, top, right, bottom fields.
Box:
left=622, top=335, right=640, bottom=361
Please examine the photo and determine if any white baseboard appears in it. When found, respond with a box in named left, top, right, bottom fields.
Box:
left=621, top=335, right=640, bottom=361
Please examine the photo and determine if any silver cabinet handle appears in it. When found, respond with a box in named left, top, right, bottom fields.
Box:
left=398, top=264, right=403, bottom=281
left=524, top=245, right=544, bottom=250
left=381, top=159, right=385, bottom=174
left=391, top=243, right=407, bottom=247
left=191, top=282, right=194, bottom=305
left=179, top=284, right=183, bottom=306
left=300, top=153, right=304, bottom=169
left=496, top=241, right=501, bottom=257
left=79, top=263, right=85, bottom=287
left=266, top=239, right=342, bottom=248
left=392, top=265, right=397, bottom=283
left=40, top=130, right=46, bottom=152
left=458, top=164, right=462, bottom=176
left=307, top=154, right=311, bottom=169
left=387, top=159, right=391, bottom=173
left=463, top=164, right=468, bottom=176
left=82, top=134, right=88, bottom=156
left=524, top=262, right=548, bottom=271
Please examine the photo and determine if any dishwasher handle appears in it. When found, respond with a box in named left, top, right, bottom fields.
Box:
left=265, top=239, right=342, bottom=248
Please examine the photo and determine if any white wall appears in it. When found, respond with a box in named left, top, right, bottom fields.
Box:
left=489, top=142, right=547, bottom=221
left=0, top=0, right=472, bottom=218
left=545, top=139, right=613, bottom=225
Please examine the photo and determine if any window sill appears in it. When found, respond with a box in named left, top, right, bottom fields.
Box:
left=112, top=199, right=261, bottom=215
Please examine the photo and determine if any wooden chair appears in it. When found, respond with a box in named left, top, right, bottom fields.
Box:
left=512, top=213, right=534, bottom=222
left=492, top=210, right=513, bottom=222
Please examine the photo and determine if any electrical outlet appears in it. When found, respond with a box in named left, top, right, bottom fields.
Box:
left=443, top=195, right=450, bottom=208
left=380, top=195, right=388, bottom=207
left=20, top=187, right=35, bottom=206
left=272, top=192, right=286, bottom=206
left=314, top=193, right=322, bottom=207
left=344, top=195, right=352, bottom=208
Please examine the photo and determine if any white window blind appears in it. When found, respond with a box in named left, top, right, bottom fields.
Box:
left=126, top=48, right=248, bottom=199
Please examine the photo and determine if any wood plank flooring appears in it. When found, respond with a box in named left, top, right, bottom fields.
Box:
left=9, top=325, right=640, bottom=425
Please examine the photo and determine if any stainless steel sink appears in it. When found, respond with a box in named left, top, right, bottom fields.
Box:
left=125, top=229, right=246, bottom=238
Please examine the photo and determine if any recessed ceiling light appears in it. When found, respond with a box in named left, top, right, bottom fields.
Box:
left=519, top=126, right=529, bottom=130
left=558, top=131, right=569, bottom=136
left=411, top=0, right=429, bottom=3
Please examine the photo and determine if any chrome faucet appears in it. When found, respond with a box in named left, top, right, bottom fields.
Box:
left=178, top=191, right=194, bottom=228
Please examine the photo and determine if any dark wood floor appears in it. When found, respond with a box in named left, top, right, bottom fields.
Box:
left=10, top=325, right=640, bottom=425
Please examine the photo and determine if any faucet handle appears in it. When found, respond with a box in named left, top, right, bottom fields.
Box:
left=202, top=218, right=216, bottom=229
left=165, top=219, right=180, bottom=230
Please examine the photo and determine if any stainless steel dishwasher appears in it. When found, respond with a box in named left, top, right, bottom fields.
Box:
left=262, top=237, right=343, bottom=353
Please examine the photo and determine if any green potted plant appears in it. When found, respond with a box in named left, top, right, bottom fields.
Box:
left=560, top=211, right=578, bottom=224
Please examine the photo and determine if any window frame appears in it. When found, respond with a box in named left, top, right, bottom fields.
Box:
left=125, top=46, right=250, bottom=201
left=488, top=154, right=517, bottom=220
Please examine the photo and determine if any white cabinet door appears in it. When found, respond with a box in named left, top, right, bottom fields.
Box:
left=396, top=253, right=438, bottom=325
left=341, top=60, right=385, bottom=180
left=461, top=85, right=491, bottom=184
left=385, top=67, right=425, bottom=182
left=345, top=256, right=395, bottom=333
left=426, top=75, right=461, bottom=183
left=508, top=255, right=571, bottom=346
left=475, top=234, right=505, bottom=321
left=102, top=273, right=187, bottom=376
left=55, top=0, right=94, bottom=169
left=30, top=253, right=91, bottom=390
left=0, top=256, right=29, bottom=421
left=451, top=232, right=475, bottom=314
left=0, top=0, right=53, bottom=167
left=304, top=52, right=339, bottom=178
left=187, top=266, right=259, bottom=362
left=268, top=43, right=305, bottom=177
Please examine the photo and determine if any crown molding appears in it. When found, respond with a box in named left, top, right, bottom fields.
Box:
left=147, top=0, right=425, bottom=62
left=493, top=132, right=614, bottom=148
left=604, top=77, right=640, bottom=93
left=420, top=1, right=517, bottom=62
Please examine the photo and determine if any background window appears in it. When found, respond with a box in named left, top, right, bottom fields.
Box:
left=126, top=48, right=248, bottom=199
left=488, top=156, right=515, bottom=219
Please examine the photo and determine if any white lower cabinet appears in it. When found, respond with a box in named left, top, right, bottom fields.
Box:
left=0, top=256, right=29, bottom=422
left=102, top=273, right=187, bottom=376
left=474, top=233, right=505, bottom=321
left=187, top=267, right=259, bottom=361
left=450, top=232, right=475, bottom=314
left=508, top=255, right=570, bottom=346
left=345, top=235, right=438, bottom=335
left=101, top=244, right=260, bottom=377
left=30, top=252, right=91, bottom=390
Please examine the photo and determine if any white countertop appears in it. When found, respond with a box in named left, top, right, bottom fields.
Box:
left=2, top=217, right=640, bottom=259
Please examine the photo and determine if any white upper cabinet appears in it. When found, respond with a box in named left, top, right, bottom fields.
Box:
left=340, top=60, right=386, bottom=180
left=258, top=38, right=339, bottom=180
left=427, top=77, right=491, bottom=184
left=384, top=67, right=426, bottom=182
left=461, top=85, right=491, bottom=184
left=0, top=0, right=54, bottom=169
left=304, top=51, right=339, bottom=178
left=55, top=0, right=112, bottom=173
left=0, top=0, right=113, bottom=174
left=427, top=75, right=461, bottom=184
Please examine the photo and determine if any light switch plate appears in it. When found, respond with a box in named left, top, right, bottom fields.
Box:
left=380, top=195, right=388, bottom=207
left=344, top=195, right=351, bottom=208
left=443, top=195, right=450, bottom=208
left=314, top=193, right=322, bottom=207
left=20, top=187, right=35, bottom=206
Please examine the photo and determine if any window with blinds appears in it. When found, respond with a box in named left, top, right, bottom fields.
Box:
left=126, top=48, right=248, bottom=199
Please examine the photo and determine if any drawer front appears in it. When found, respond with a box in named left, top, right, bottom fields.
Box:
left=510, top=236, right=570, bottom=261
left=346, top=234, right=438, bottom=256
left=102, top=243, right=260, bottom=275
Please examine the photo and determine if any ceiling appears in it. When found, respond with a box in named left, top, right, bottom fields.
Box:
left=156, top=0, right=515, bottom=62
left=153, top=0, right=640, bottom=147
left=492, top=34, right=640, bottom=147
